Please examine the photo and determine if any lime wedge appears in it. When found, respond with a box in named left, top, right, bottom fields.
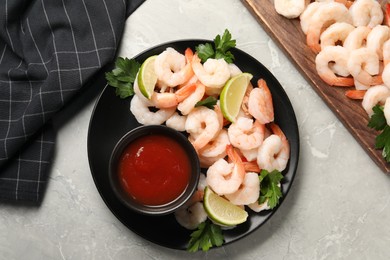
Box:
left=137, top=55, right=158, bottom=99
left=203, top=186, right=248, bottom=226
left=220, top=72, right=253, bottom=123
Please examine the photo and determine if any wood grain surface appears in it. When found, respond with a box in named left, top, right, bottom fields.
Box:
left=241, top=0, right=390, bottom=173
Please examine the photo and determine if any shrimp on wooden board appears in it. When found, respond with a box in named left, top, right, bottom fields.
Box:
left=274, top=0, right=309, bottom=19
left=177, top=82, right=205, bottom=115
left=228, top=117, right=265, bottom=151
left=305, top=2, right=352, bottom=53
left=257, top=123, right=290, bottom=172
left=347, top=47, right=383, bottom=86
left=165, top=112, right=187, bottom=132
left=224, top=172, right=260, bottom=206
left=320, top=22, right=355, bottom=50
left=248, top=79, right=274, bottom=124
left=349, top=0, right=383, bottom=29
left=206, top=145, right=245, bottom=195
left=151, top=82, right=197, bottom=109
left=366, top=25, right=390, bottom=61
left=362, top=85, right=390, bottom=117
left=191, top=53, right=230, bottom=95
left=185, top=106, right=222, bottom=151
left=343, top=26, right=371, bottom=51
left=300, top=2, right=326, bottom=35
left=154, top=47, right=194, bottom=87
left=315, top=46, right=355, bottom=87
left=130, top=94, right=176, bottom=125
left=382, top=40, right=390, bottom=89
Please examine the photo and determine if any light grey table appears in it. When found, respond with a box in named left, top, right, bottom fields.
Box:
left=1, top=0, right=389, bottom=259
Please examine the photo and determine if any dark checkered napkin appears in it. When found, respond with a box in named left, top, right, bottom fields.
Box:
left=0, top=0, right=145, bottom=203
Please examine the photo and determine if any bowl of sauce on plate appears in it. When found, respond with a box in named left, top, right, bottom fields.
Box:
left=109, top=125, right=200, bottom=216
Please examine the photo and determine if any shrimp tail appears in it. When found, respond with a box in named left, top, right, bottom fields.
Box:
left=345, top=89, right=366, bottom=100
left=385, top=3, right=390, bottom=27
left=176, top=82, right=197, bottom=103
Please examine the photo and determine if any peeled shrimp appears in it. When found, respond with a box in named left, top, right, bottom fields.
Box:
left=248, top=200, right=271, bottom=213
left=248, top=79, right=274, bottom=124
left=384, top=97, right=390, bottom=125
left=206, top=145, right=245, bottom=195
left=228, top=63, right=243, bottom=77
left=191, top=53, right=230, bottom=93
left=305, top=2, right=352, bottom=53
left=185, top=106, right=222, bottom=151
left=300, top=2, right=326, bottom=35
left=274, top=0, right=308, bottom=19
left=347, top=48, right=382, bottom=86
left=320, top=22, right=355, bottom=50
left=228, top=117, right=265, bottom=151
left=362, top=85, right=390, bottom=117
left=165, top=112, right=187, bottom=132
left=177, top=82, right=205, bottom=115
left=198, top=129, right=230, bottom=168
left=349, top=0, right=383, bottom=29
left=315, top=46, right=354, bottom=86
left=366, top=25, right=390, bottom=61
left=154, top=47, right=194, bottom=87
left=383, top=40, right=390, bottom=88
left=174, top=201, right=208, bottom=230
left=130, top=94, right=175, bottom=125
left=343, top=26, right=371, bottom=51
left=151, top=82, right=196, bottom=109
left=224, top=172, right=260, bottom=206
left=257, top=123, right=290, bottom=172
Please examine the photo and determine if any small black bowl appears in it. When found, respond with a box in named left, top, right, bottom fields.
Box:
left=108, top=125, right=200, bottom=216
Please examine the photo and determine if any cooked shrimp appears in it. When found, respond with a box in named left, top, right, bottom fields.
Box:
left=345, top=89, right=366, bottom=100
left=343, top=26, right=371, bottom=51
left=174, top=201, right=208, bottom=230
left=191, top=53, right=230, bottom=92
left=305, top=2, right=352, bottom=53
left=165, top=112, right=187, bottom=132
left=383, top=40, right=390, bottom=88
left=384, top=97, right=390, bottom=125
left=366, top=25, right=390, bottom=61
left=185, top=106, right=222, bottom=151
left=248, top=200, right=270, bottom=213
left=349, top=0, right=383, bottom=28
left=382, top=63, right=390, bottom=89
left=206, top=145, right=245, bottom=195
left=177, top=82, right=205, bottom=115
left=347, top=47, right=383, bottom=86
left=257, top=123, right=290, bottom=172
left=154, top=47, right=194, bottom=87
left=198, top=129, right=230, bottom=158
left=228, top=63, right=242, bottom=77
left=130, top=94, right=175, bottom=125
left=362, top=85, right=390, bottom=116
left=274, top=0, right=307, bottom=19
left=300, top=2, right=326, bottom=34
left=151, top=82, right=196, bottom=108
left=240, top=148, right=259, bottom=162
left=320, top=22, right=355, bottom=50
left=224, top=172, right=260, bottom=205
left=315, top=46, right=355, bottom=86
left=228, top=117, right=265, bottom=150
left=248, top=79, right=274, bottom=124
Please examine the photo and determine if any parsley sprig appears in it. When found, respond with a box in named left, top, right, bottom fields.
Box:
left=195, top=29, right=236, bottom=63
left=368, top=104, right=390, bottom=162
left=105, top=57, right=140, bottom=98
left=187, top=220, right=224, bottom=252
left=195, top=96, right=218, bottom=109
left=258, top=169, right=283, bottom=209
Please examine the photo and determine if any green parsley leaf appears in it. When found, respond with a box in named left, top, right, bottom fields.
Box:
left=195, top=96, right=218, bottom=109
left=195, top=29, right=236, bottom=63
left=105, top=57, right=141, bottom=99
left=375, top=125, right=390, bottom=162
left=368, top=105, right=387, bottom=130
left=187, top=220, right=224, bottom=252
left=258, top=169, right=283, bottom=209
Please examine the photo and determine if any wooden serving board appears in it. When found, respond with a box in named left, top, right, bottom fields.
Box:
left=241, top=0, right=390, bottom=173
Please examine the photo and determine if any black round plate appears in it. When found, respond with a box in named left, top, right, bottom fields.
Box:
left=87, top=40, right=300, bottom=250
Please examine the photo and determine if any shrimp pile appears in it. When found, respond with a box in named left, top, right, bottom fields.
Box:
left=129, top=46, right=291, bottom=230
left=299, top=0, right=390, bottom=120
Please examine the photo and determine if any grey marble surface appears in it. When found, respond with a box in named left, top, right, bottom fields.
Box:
left=1, top=0, right=390, bottom=259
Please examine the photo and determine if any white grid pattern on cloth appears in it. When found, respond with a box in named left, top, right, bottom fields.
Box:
left=0, top=0, right=130, bottom=202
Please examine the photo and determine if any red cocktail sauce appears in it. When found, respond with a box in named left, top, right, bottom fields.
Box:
left=117, top=134, right=191, bottom=206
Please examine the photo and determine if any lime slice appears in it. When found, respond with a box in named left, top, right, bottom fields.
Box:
left=203, top=186, right=248, bottom=226
left=220, top=72, right=253, bottom=123
left=137, top=55, right=158, bottom=99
